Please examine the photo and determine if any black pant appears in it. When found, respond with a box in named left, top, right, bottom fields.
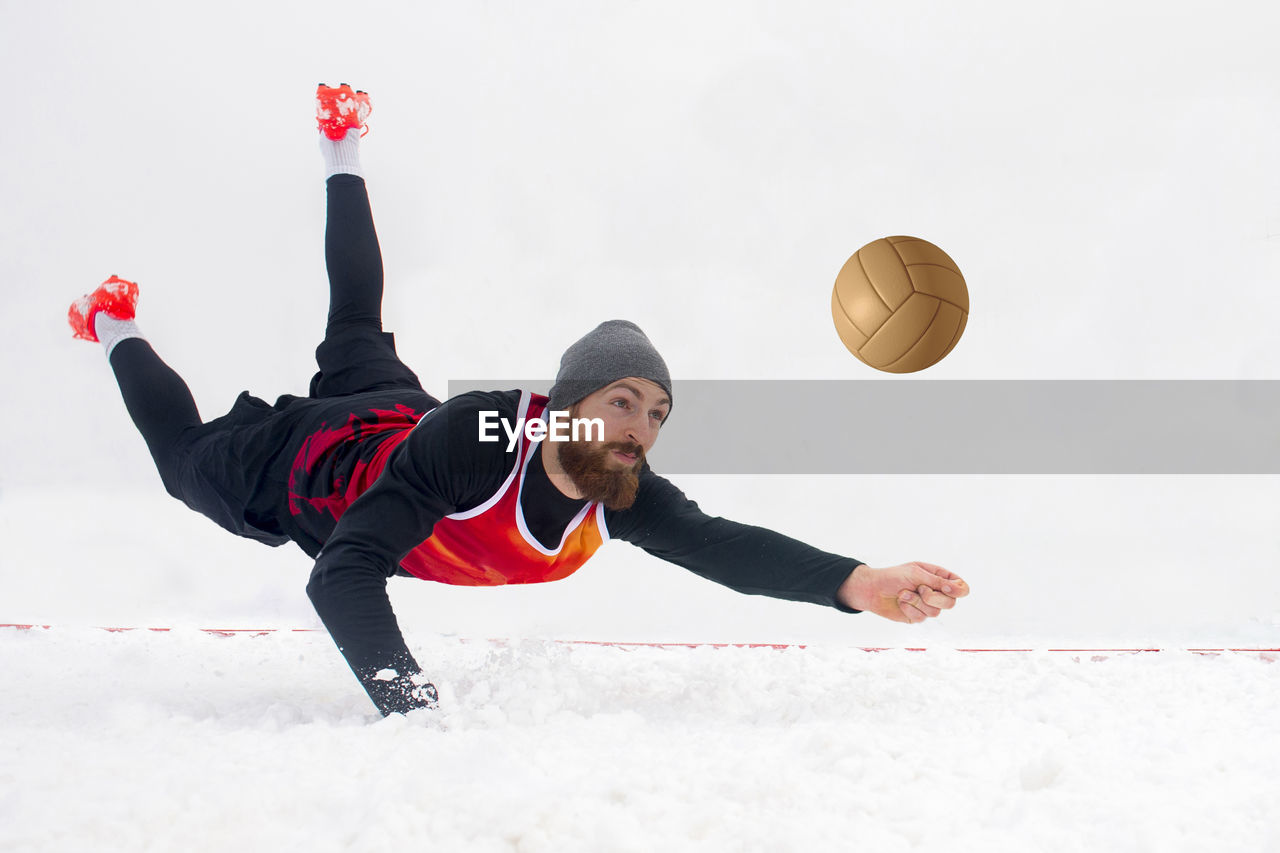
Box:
left=110, top=175, right=425, bottom=542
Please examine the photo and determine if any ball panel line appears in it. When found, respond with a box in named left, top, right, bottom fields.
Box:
left=856, top=238, right=915, bottom=311
left=860, top=292, right=941, bottom=370
left=888, top=299, right=964, bottom=374
left=834, top=253, right=892, bottom=333
left=936, top=310, right=968, bottom=363
left=830, top=286, right=871, bottom=354
left=890, top=238, right=963, bottom=274
left=905, top=263, right=970, bottom=311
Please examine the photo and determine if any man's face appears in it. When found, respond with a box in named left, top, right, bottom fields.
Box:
left=556, top=378, right=671, bottom=510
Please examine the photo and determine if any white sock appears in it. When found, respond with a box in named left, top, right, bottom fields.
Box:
left=320, top=127, right=364, bottom=179
left=95, top=314, right=143, bottom=359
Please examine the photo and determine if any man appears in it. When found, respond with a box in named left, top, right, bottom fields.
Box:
left=68, top=85, right=970, bottom=716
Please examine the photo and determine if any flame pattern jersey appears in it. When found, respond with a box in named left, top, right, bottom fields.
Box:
left=286, top=390, right=606, bottom=586
left=286, top=403, right=427, bottom=525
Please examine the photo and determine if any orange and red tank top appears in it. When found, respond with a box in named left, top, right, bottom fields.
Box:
left=352, top=391, right=610, bottom=586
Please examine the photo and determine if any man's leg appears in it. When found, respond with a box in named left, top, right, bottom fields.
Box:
left=323, top=172, right=384, bottom=335
left=69, top=278, right=200, bottom=497
left=71, top=279, right=289, bottom=545
left=317, top=85, right=381, bottom=336
left=309, top=87, right=424, bottom=398
left=106, top=335, right=202, bottom=498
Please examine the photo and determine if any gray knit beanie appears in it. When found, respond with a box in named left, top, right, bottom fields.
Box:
left=547, top=320, right=672, bottom=413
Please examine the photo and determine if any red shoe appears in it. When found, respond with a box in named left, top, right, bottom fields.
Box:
left=68, top=275, right=139, bottom=342
left=316, top=83, right=372, bottom=140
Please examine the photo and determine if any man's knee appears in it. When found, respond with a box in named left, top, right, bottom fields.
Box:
left=145, top=435, right=193, bottom=501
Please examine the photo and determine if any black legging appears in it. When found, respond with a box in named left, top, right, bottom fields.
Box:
left=323, top=174, right=384, bottom=332
left=109, top=175, right=385, bottom=496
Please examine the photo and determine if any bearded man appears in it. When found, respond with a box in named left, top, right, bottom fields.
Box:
left=68, top=85, right=969, bottom=716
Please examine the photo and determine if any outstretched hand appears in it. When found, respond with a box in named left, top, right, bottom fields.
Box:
left=837, top=561, right=970, bottom=624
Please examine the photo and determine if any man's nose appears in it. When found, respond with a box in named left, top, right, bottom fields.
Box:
left=625, top=415, right=656, bottom=450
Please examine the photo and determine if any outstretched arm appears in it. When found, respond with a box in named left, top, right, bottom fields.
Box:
left=836, top=561, right=970, bottom=623
left=609, top=471, right=969, bottom=623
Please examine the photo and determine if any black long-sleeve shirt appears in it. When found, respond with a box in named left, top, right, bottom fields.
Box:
left=284, top=390, right=862, bottom=715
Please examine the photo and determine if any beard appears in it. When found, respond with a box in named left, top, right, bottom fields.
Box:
left=557, top=438, right=645, bottom=510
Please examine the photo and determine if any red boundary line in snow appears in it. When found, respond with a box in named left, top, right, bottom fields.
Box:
left=547, top=642, right=1280, bottom=655
left=1, top=625, right=1276, bottom=654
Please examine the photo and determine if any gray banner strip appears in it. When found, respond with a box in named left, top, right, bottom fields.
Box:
left=446, top=380, right=1280, bottom=474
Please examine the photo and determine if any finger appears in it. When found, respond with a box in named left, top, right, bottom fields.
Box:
left=910, top=562, right=971, bottom=598
left=897, top=591, right=936, bottom=622
left=917, top=584, right=956, bottom=611
left=910, top=561, right=960, bottom=583
left=903, top=588, right=941, bottom=618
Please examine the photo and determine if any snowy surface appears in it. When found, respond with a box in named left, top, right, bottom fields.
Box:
left=3, top=484, right=1279, bottom=852
left=4, top=0, right=1280, bottom=850
left=3, top=628, right=1278, bottom=852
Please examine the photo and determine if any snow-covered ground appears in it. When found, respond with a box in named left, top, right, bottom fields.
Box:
left=3, top=627, right=1277, bottom=852
left=4, top=0, right=1280, bottom=850
left=3, top=484, right=1278, bottom=851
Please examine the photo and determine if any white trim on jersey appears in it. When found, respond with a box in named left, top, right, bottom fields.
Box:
left=445, top=389, right=533, bottom=521
left=513, top=433, right=597, bottom=557
left=594, top=502, right=611, bottom=542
